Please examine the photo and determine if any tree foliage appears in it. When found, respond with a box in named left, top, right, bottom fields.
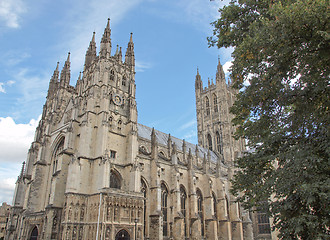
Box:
left=209, top=0, right=329, bottom=239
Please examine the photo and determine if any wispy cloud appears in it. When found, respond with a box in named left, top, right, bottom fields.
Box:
left=0, top=82, right=5, bottom=93
left=0, top=164, right=21, bottom=204
left=0, top=0, right=26, bottom=28
left=179, top=119, right=197, bottom=131
left=223, top=60, right=233, bottom=74
left=136, top=61, right=152, bottom=72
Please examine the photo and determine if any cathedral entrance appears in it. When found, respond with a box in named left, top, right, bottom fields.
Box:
left=115, top=229, right=130, bottom=240
left=29, top=226, right=38, bottom=240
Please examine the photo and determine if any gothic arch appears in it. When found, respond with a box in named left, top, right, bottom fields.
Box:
left=180, top=185, right=188, bottom=238
left=205, top=96, right=210, bottom=116
left=213, top=93, right=218, bottom=112
left=115, top=229, right=130, bottom=240
left=109, top=68, right=115, bottom=81
left=51, top=136, right=65, bottom=174
left=212, top=192, right=218, bottom=218
left=29, top=225, right=39, bottom=240
left=207, top=133, right=213, bottom=151
left=216, top=131, right=222, bottom=154
left=161, top=182, right=169, bottom=237
left=196, top=188, right=205, bottom=237
left=141, top=177, right=148, bottom=238
left=110, top=168, right=122, bottom=189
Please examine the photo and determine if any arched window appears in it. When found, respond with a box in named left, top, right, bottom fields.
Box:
left=225, top=195, right=230, bottom=218
left=110, top=69, right=115, bottom=81
left=122, top=75, right=127, bottom=86
left=216, top=131, right=222, bottom=154
left=161, top=183, right=168, bottom=236
left=141, top=179, right=147, bottom=238
left=29, top=226, right=38, bottom=240
left=207, top=134, right=213, bottom=151
left=205, top=97, right=210, bottom=116
left=53, top=138, right=64, bottom=174
left=180, top=186, right=188, bottom=237
left=213, top=94, right=218, bottom=112
left=212, top=192, right=217, bottom=219
left=196, top=189, right=204, bottom=236
left=110, top=170, right=121, bottom=189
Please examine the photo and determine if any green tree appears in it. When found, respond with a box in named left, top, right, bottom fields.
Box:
left=209, top=0, right=329, bottom=239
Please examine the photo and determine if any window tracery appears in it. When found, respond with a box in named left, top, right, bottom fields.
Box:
left=161, top=183, right=168, bottom=236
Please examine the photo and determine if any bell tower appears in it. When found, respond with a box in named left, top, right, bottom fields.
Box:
left=195, top=59, right=245, bottom=164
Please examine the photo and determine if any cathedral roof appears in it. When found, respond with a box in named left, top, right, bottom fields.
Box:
left=137, top=123, right=219, bottom=163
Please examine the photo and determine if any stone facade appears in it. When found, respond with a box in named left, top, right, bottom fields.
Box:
left=5, top=19, right=271, bottom=240
left=0, top=203, right=11, bottom=239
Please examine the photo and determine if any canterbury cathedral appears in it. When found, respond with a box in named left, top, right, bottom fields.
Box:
left=5, top=19, right=274, bottom=240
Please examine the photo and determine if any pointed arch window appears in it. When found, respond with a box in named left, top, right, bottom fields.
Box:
left=205, top=97, right=210, bottom=116
left=141, top=179, right=147, bottom=238
left=110, top=69, right=115, bottom=81
left=110, top=170, right=121, bottom=189
left=196, top=189, right=204, bottom=237
left=122, top=75, right=127, bottom=86
left=212, top=192, right=217, bottom=219
left=53, top=138, right=64, bottom=174
left=207, top=134, right=213, bottom=151
left=213, top=94, right=218, bottom=112
left=29, top=226, right=38, bottom=240
left=225, top=195, right=230, bottom=218
left=161, top=183, right=168, bottom=237
left=180, top=186, right=188, bottom=238
left=216, top=131, right=222, bottom=154
left=117, top=120, right=122, bottom=131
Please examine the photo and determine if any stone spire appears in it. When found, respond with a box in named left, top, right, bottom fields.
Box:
left=60, top=52, right=71, bottom=87
left=84, top=32, right=97, bottom=69
left=216, top=57, right=226, bottom=83
left=125, top=33, right=135, bottom=70
left=195, top=67, right=202, bottom=91
left=47, top=62, right=60, bottom=98
left=99, top=18, right=112, bottom=58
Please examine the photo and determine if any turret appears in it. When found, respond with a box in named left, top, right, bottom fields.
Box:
left=125, top=33, right=135, bottom=70
left=84, top=32, right=97, bottom=70
left=216, top=57, right=226, bottom=83
left=195, top=67, right=202, bottom=92
left=59, top=52, right=71, bottom=88
left=99, top=18, right=111, bottom=58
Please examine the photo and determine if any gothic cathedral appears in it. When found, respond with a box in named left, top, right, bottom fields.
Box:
left=6, top=19, right=266, bottom=240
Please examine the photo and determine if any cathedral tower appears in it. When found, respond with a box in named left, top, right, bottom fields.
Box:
left=195, top=59, right=245, bottom=164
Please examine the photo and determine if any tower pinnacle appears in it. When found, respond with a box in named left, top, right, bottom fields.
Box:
left=84, top=32, right=97, bottom=69
left=125, top=32, right=135, bottom=70
left=100, top=18, right=112, bottom=58
left=60, top=52, right=71, bottom=87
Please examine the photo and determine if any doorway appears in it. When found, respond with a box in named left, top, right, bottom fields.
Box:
left=29, top=226, right=38, bottom=240
left=115, top=229, right=130, bottom=240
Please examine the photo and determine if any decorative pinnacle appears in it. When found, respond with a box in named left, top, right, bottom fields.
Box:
left=56, top=62, right=59, bottom=71
left=106, top=18, right=110, bottom=28
left=66, top=52, right=71, bottom=62
left=92, top=31, right=95, bottom=42
left=130, top=32, right=133, bottom=42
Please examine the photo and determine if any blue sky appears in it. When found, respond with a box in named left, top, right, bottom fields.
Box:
left=0, top=0, right=233, bottom=204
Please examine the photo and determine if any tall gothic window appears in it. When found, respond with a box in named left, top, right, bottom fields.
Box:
left=213, top=94, right=218, bottom=112
left=212, top=192, right=217, bottom=219
left=122, top=75, right=127, bottom=86
left=225, top=195, right=230, bottom=218
left=207, top=134, right=213, bottom=151
left=141, top=179, right=147, bottom=238
left=110, top=69, right=115, bottom=81
left=216, top=131, right=222, bottom=154
left=196, top=189, right=204, bottom=237
left=205, top=97, right=210, bottom=116
left=180, top=186, right=188, bottom=238
left=53, top=138, right=64, bottom=174
left=109, top=170, right=121, bottom=189
left=161, top=183, right=168, bottom=237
